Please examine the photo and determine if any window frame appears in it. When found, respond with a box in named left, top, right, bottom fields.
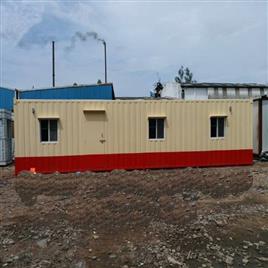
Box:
left=39, top=119, right=59, bottom=143
left=210, top=116, right=226, bottom=139
left=148, top=117, right=165, bottom=140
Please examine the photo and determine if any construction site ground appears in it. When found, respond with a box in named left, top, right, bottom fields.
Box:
left=1, top=163, right=268, bottom=268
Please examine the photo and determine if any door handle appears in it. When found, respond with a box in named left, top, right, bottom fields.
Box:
left=100, top=133, right=105, bottom=143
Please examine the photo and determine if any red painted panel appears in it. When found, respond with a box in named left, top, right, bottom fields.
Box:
left=15, top=149, right=253, bottom=175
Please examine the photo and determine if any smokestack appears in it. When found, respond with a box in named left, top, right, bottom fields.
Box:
left=103, top=41, right=107, bottom=83
left=52, top=41, right=55, bottom=87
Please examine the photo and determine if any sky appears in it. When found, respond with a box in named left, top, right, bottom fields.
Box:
left=0, top=0, right=267, bottom=97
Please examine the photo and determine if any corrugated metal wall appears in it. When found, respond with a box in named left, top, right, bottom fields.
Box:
left=0, top=109, right=13, bottom=165
left=253, top=101, right=259, bottom=154
left=19, top=84, right=114, bottom=100
left=0, top=87, right=14, bottom=111
left=15, top=99, right=252, bottom=158
left=262, top=100, right=268, bottom=152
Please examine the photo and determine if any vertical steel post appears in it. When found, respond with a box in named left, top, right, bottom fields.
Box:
left=103, top=41, right=107, bottom=83
left=52, top=41, right=55, bottom=87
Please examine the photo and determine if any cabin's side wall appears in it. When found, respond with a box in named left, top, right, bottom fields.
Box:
left=253, top=100, right=260, bottom=155
left=0, top=109, right=13, bottom=165
left=14, top=100, right=253, bottom=174
left=262, top=100, right=268, bottom=153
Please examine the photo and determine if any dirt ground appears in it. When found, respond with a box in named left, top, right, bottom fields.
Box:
left=1, top=163, right=268, bottom=268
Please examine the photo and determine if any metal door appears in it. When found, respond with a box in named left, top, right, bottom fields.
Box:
left=84, top=112, right=105, bottom=154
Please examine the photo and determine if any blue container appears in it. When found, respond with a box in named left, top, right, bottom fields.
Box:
left=19, top=83, right=115, bottom=100
left=0, top=87, right=15, bottom=111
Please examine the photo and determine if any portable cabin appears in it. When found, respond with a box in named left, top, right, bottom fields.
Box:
left=253, top=96, right=268, bottom=155
left=14, top=99, right=253, bottom=174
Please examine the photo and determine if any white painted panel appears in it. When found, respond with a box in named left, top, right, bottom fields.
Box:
left=262, top=100, right=268, bottom=152
left=252, top=88, right=260, bottom=97
left=253, top=101, right=259, bottom=154
left=218, top=88, right=223, bottom=98
left=227, top=88, right=236, bottom=98
left=196, top=88, right=208, bottom=99
left=162, top=82, right=182, bottom=98
left=239, top=88, right=248, bottom=98
left=185, top=88, right=208, bottom=100
left=184, top=88, right=195, bottom=100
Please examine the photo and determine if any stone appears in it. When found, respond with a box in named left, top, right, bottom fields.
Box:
left=36, top=239, right=48, bottom=248
left=257, top=257, right=268, bottom=262
left=242, top=257, right=249, bottom=265
left=167, top=256, right=181, bottom=265
left=214, top=219, right=225, bottom=227
left=225, top=256, right=233, bottom=265
left=75, top=260, right=87, bottom=268
left=3, top=238, right=14, bottom=245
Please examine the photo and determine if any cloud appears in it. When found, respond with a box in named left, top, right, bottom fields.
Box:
left=17, top=13, right=80, bottom=48
left=1, top=1, right=267, bottom=96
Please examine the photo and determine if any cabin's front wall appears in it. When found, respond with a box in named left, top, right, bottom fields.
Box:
left=14, top=99, right=253, bottom=174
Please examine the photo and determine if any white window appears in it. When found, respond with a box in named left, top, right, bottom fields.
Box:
left=210, top=117, right=225, bottom=138
left=40, top=119, right=58, bottom=142
left=149, top=118, right=165, bottom=139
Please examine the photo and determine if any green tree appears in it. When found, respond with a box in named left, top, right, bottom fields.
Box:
left=175, top=66, right=196, bottom=83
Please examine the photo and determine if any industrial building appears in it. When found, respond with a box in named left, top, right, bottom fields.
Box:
left=0, top=87, right=15, bottom=111
left=253, top=96, right=268, bottom=155
left=0, top=83, right=115, bottom=112
left=18, top=83, right=115, bottom=100
left=161, top=82, right=268, bottom=100
left=14, top=99, right=252, bottom=174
